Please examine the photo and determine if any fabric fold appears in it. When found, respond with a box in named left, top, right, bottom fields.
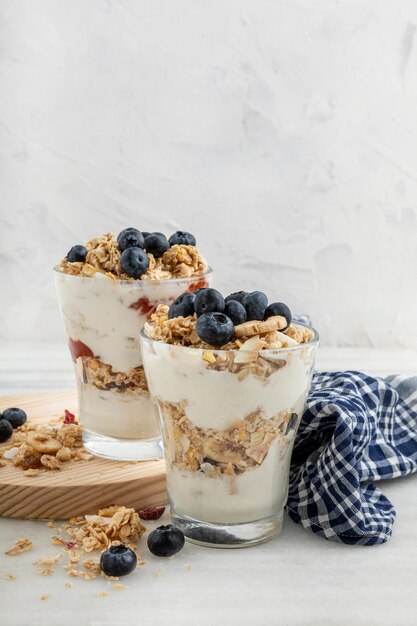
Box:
left=286, top=371, right=417, bottom=545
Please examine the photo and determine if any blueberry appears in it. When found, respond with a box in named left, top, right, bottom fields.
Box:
left=2, top=407, right=27, bottom=429
left=264, top=302, right=292, bottom=329
left=141, top=232, right=150, bottom=239
left=117, top=227, right=145, bottom=251
left=196, top=312, right=234, bottom=346
left=224, top=291, right=247, bottom=304
left=147, top=524, right=185, bottom=557
left=0, top=419, right=13, bottom=443
left=168, top=293, right=196, bottom=319
left=242, top=291, right=268, bottom=321
left=168, top=231, right=196, bottom=247
left=120, top=247, right=150, bottom=278
left=66, top=245, right=87, bottom=263
left=100, top=544, right=137, bottom=577
left=224, top=300, right=247, bottom=325
left=144, top=233, right=170, bottom=258
left=194, top=288, right=225, bottom=317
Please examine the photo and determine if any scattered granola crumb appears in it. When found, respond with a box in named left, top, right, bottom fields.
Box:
left=137, top=561, right=147, bottom=568
left=156, top=571, right=164, bottom=576
left=113, top=583, right=128, bottom=590
left=186, top=564, right=192, bottom=571
left=96, top=591, right=109, bottom=598
left=34, top=553, right=63, bottom=566
left=40, top=594, right=50, bottom=601
left=47, top=521, right=56, bottom=528
left=65, top=582, right=73, bottom=588
left=5, top=538, right=33, bottom=556
left=37, top=568, right=54, bottom=576
left=4, top=572, right=16, bottom=581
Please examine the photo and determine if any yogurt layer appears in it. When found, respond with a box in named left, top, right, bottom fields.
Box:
left=167, top=439, right=290, bottom=523
left=78, top=384, right=159, bottom=440
left=55, top=271, right=201, bottom=372
left=144, top=342, right=313, bottom=431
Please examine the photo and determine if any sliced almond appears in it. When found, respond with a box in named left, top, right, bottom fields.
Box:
left=234, top=316, right=287, bottom=338
left=27, top=432, right=61, bottom=455
left=275, top=330, right=298, bottom=346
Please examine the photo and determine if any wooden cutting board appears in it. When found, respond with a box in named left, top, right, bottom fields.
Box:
left=0, top=391, right=167, bottom=520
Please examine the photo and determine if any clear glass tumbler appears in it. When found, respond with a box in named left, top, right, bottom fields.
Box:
left=54, top=267, right=212, bottom=461
left=141, top=324, right=318, bottom=547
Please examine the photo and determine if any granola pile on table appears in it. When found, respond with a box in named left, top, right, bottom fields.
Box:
left=0, top=410, right=90, bottom=474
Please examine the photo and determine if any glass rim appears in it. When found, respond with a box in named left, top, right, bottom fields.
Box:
left=53, top=264, right=213, bottom=285
left=140, top=320, right=319, bottom=354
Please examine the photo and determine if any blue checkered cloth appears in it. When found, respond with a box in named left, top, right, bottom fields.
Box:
left=286, top=371, right=417, bottom=545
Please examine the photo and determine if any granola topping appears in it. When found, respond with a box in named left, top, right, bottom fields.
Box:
left=146, top=304, right=313, bottom=352
left=60, top=232, right=208, bottom=281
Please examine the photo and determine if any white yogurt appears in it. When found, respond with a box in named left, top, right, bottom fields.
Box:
left=144, top=342, right=313, bottom=430
left=78, top=384, right=159, bottom=439
left=55, top=271, right=202, bottom=372
left=167, top=439, right=291, bottom=523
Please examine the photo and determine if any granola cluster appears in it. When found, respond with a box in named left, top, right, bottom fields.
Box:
left=162, top=400, right=297, bottom=477
left=82, top=357, right=149, bottom=396
left=63, top=506, right=146, bottom=552
left=60, top=233, right=208, bottom=281
left=0, top=413, right=89, bottom=474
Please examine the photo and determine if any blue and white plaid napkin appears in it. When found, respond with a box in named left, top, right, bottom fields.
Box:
left=286, top=371, right=417, bottom=545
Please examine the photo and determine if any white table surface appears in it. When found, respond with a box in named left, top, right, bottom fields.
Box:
left=1, top=343, right=417, bottom=626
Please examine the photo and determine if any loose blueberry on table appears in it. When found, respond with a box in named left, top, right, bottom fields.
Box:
left=147, top=524, right=185, bottom=557
left=1, top=407, right=27, bottom=429
left=100, top=544, right=137, bottom=577
left=0, top=419, right=13, bottom=443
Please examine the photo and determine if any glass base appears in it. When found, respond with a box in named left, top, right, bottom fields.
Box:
left=82, top=429, right=164, bottom=461
left=171, top=506, right=284, bottom=548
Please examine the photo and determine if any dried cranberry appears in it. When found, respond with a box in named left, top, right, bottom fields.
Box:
left=188, top=279, right=209, bottom=293
left=66, top=541, right=76, bottom=550
left=138, top=506, right=165, bottom=520
left=129, top=297, right=158, bottom=320
left=68, top=338, right=94, bottom=361
left=63, top=410, right=77, bottom=424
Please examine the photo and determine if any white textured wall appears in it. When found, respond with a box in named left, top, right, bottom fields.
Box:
left=1, top=0, right=417, bottom=348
